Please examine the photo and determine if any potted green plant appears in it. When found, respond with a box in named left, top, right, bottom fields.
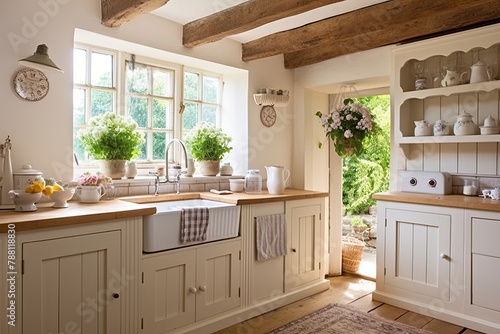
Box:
left=185, top=122, right=232, bottom=176
left=78, top=112, right=144, bottom=179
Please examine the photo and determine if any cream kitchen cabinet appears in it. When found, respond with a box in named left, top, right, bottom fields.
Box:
left=374, top=201, right=465, bottom=318
left=23, top=231, right=122, bottom=334
left=374, top=198, right=500, bottom=333
left=242, top=201, right=286, bottom=305
left=464, top=210, right=500, bottom=331
left=141, top=238, right=241, bottom=334
left=0, top=217, right=142, bottom=334
left=285, top=198, right=324, bottom=291
left=242, top=198, right=328, bottom=307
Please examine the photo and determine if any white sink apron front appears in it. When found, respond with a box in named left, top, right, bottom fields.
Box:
left=143, top=199, right=240, bottom=252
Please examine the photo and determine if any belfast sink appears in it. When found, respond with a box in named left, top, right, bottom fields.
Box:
left=142, top=199, right=240, bottom=252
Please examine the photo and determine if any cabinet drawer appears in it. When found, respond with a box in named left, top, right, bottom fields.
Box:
left=472, top=218, right=500, bottom=257
left=472, top=253, right=500, bottom=312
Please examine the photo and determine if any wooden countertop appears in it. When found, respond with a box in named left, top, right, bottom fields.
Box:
left=0, top=189, right=328, bottom=233
left=373, top=192, right=500, bottom=212
left=0, top=200, right=156, bottom=233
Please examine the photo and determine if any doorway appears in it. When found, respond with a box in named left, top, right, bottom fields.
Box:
left=337, top=93, right=391, bottom=280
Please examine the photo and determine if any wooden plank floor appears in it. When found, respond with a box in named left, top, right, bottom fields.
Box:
left=214, top=275, right=483, bottom=334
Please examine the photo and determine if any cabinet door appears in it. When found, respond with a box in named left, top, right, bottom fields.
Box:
left=385, top=209, right=451, bottom=300
left=470, top=217, right=500, bottom=312
left=195, top=240, right=240, bottom=321
left=142, top=249, right=196, bottom=334
left=285, top=200, right=322, bottom=291
left=23, top=231, right=121, bottom=334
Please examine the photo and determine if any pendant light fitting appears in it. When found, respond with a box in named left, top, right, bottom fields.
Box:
left=19, top=44, right=63, bottom=73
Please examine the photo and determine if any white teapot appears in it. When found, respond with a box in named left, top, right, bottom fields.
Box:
left=470, top=60, right=493, bottom=84
left=441, top=69, right=468, bottom=87
left=414, top=120, right=433, bottom=136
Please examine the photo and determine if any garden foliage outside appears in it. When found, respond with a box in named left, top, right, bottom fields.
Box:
left=342, top=95, right=390, bottom=215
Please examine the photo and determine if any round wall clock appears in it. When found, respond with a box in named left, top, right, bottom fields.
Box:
left=260, top=105, right=276, bottom=127
left=13, top=68, right=49, bottom=101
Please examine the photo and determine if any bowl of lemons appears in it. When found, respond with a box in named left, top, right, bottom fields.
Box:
left=49, top=188, right=76, bottom=208
left=8, top=190, right=43, bottom=212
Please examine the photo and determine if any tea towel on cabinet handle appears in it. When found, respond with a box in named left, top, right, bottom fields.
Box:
left=180, top=207, right=209, bottom=242
left=255, top=214, right=287, bottom=261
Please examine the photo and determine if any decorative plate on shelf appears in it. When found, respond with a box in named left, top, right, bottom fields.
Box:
left=13, top=68, right=49, bottom=101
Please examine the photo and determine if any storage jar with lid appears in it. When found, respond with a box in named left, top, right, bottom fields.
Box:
left=220, top=162, right=233, bottom=176
left=244, top=169, right=262, bottom=194
left=13, top=164, right=43, bottom=190
left=453, top=111, right=476, bottom=135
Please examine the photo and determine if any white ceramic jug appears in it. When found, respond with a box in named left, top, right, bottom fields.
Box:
left=265, top=165, right=290, bottom=195
left=79, top=185, right=105, bottom=203
left=441, top=70, right=467, bottom=87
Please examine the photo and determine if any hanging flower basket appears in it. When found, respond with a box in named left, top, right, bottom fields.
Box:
left=316, top=98, right=374, bottom=157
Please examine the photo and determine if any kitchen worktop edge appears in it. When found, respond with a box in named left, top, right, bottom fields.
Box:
left=1, top=189, right=328, bottom=232
left=373, top=191, right=500, bottom=212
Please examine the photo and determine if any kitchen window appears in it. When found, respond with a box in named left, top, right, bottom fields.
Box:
left=73, top=45, right=117, bottom=164
left=73, top=44, right=222, bottom=169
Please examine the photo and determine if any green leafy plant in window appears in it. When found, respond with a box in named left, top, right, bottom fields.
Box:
left=78, top=112, right=144, bottom=160
left=184, top=122, right=232, bottom=161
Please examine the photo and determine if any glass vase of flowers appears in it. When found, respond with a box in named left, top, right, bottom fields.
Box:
left=316, top=98, right=374, bottom=157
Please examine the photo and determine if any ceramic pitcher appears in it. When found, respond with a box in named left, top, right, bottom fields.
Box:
left=265, top=165, right=290, bottom=195
left=79, top=185, right=105, bottom=203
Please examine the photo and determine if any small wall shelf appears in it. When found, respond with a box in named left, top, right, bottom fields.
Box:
left=253, top=94, right=290, bottom=107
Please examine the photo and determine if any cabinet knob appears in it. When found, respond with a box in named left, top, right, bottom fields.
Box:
left=440, top=253, right=450, bottom=261
left=112, top=293, right=120, bottom=299
left=189, top=287, right=197, bottom=294
left=292, top=248, right=297, bottom=253
left=198, top=285, right=207, bottom=292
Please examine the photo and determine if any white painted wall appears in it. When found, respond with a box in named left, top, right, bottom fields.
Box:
left=1, top=0, right=293, bottom=183
left=293, top=46, right=393, bottom=275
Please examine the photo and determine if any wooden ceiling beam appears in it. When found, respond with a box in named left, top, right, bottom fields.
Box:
left=101, top=0, right=170, bottom=27
left=182, top=0, right=344, bottom=48
left=243, top=0, right=500, bottom=68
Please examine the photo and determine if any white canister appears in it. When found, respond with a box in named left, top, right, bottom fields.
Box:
left=220, top=163, right=234, bottom=176
left=13, top=165, right=43, bottom=190
left=125, top=161, right=137, bottom=179
left=453, top=111, right=476, bottom=135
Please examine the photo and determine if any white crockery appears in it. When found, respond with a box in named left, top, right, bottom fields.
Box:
left=229, top=179, right=244, bottom=192
left=479, top=126, right=499, bottom=135
left=49, top=188, right=76, bottom=208
left=8, top=190, right=43, bottom=212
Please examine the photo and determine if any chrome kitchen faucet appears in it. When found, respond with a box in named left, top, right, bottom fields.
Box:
left=154, top=139, right=188, bottom=195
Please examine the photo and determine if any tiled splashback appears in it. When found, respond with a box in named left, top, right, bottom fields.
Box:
left=111, top=176, right=246, bottom=197
left=452, top=175, right=500, bottom=194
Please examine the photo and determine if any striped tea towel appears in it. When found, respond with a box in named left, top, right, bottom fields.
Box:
left=255, top=214, right=287, bottom=261
left=180, top=207, right=209, bottom=242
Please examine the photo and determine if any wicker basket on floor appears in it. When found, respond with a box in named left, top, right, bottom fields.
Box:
left=341, top=236, right=365, bottom=273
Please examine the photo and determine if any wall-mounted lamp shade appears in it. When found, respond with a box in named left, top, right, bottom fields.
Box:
left=19, top=44, right=63, bottom=73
